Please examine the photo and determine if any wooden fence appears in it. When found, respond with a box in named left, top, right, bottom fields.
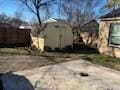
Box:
left=0, top=25, right=31, bottom=47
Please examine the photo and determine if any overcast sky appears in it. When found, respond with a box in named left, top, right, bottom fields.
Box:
left=0, top=0, right=107, bottom=22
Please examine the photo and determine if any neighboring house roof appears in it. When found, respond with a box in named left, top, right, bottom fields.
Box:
left=80, top=20, right=98, bottom=27
left=101, top=8, right=120, bottom=18
left=80, top=20, right=99, bottom=33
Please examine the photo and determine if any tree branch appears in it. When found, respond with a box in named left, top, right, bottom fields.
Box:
left=20, top=0, right=37, bottom=15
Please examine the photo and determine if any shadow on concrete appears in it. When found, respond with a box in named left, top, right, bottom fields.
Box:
left=0, top=72, right=34, bottom=90
left=51, top=44, right=99, bottom=54
left=71, top=44, right=99, bottom=54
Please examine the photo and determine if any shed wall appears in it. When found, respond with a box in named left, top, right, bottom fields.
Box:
left=43, top=22, right=73, bottom=50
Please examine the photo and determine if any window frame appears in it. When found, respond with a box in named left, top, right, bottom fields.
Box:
left=108, top=23, right=120, bottom=48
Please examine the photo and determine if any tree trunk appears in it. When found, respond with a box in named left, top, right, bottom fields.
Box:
left=36, top=8, right=42, bottom=49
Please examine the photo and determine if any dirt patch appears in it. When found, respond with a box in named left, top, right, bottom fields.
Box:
left=0, top=52, right=83, bottom=73
left=0, top=55, right=55, bottom=73
left=1, top=51, right=119, bottom=73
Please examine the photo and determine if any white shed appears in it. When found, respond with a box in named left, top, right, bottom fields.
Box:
left=42, top=18, right=73, bottom=50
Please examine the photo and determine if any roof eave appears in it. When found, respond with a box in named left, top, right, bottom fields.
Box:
left=100, top=17, right=120, bottom=21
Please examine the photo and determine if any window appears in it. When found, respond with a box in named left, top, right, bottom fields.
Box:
left=109, top=23, right=120, bottom=47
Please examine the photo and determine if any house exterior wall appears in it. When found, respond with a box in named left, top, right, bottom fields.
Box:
left=80, top=21, right=99, bottom=48
left=98, top=19, right=120, bottom=58
left=43, top=22, right=73, bottom=50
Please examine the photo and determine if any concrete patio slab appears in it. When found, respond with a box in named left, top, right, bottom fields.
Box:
left=2, top=59, right=120, bottom=90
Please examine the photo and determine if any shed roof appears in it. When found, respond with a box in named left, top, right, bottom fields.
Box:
left=43, top=18, right=68, bottom=24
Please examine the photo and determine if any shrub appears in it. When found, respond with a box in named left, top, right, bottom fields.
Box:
left=44, top=46, right=52, bottom=52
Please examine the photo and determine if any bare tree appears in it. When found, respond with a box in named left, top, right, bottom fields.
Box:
left=0, top=12, right=28, bottom=26
left=18, top=0, right=56, bottom=48
left=62, top=0, right=99, bottom=24
left=19, top=0, right=56, bottom=33
left=100, top=0, right=120, bottom=18
left=104, top=0, right=120, bottom=10
left=61, top=0, right=99, bottom=43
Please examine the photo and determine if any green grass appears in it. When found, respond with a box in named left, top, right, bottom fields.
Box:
left=0, top=48, right=42, bottom=55
left=84, top=54, right=120, bottom=71
left=0, top=48, right=30, bottom=55
left=72, top=45, right=120, bottom=71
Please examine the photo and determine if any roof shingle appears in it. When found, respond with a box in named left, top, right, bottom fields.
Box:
left=101, top=8, right=120, bottom=18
